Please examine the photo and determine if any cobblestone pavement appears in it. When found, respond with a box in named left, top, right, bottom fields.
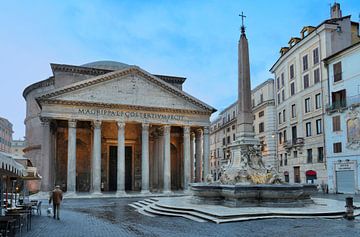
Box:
left=23, top=194, right=360, bottom=237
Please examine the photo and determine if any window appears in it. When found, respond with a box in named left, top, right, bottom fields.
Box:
left=313, top=48, right=319, bottom=65
left=260, top=94, right=264, bottom=103
left=284, top=153, right=288, bottom=166
left=280, top=154, right=283, bottom=166
left=227, top=136, right=230, bottom=144
left=277, top=77, right=280, bottom=89
left=277, top=93, right=281, bottom=104
left=227, top=127, right=230, bottom=132
left=331, top=89, right=346, bottom=109
left=259, top=122, right=264, bottom=133
left=294, top=166, right=301, bottom=183
left=290, top=64, right=294, bottom=79
left=283, top=129, right=287, bottom=141
left=333, top=62, right=342, bottom=82
left=290, top=82, right=295, bottom=96
left=306, top=122, right=312, bottom=137
left=283, top=109, right=286, bottom=122
left=332, top=116, right=341, bottom=131
left=281, top=73, right=284, bottom=87
left=282, top=89, right=285, bottom=101
left=278, top=112, right=282, bottom=124
left=228, top=114, right=230, bottom=122
left=333, top=142, right=342, bottom=153
left=315, top=93, right=321, bottom=109
left=303, top=74, right=309, bottom=89
left=293, top=150, right=298, bottom=158
left=303, top=55, right=308, bottom=71
left=252, top=99, right=255, bottom=107
left=291, top=104, right=296, bottom=118
left=307, top=149, right=313, bottom=163
left=318, top=147, right=324, bottom=163
left=232, top=125, right=235, bottom=130
left=233, top=111, right=235, bottom=119
left=316, top=119, right=322, bottom=134
left=223, top=138, right=225, bottom=146
left=279, top=132, right=283, bottom=144
left=305, top=98, right=311, bottom=113
left=314, top=68, right=320, bottom=84
left=259, top=111, right=264, bottom=117
left=233, top=133, right=236, bottom=141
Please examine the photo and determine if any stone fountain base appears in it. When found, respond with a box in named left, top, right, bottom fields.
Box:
left=190, top=183, right=318, bottom=207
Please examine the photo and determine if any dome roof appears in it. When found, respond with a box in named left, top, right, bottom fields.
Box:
left=81, top=60, right=131, bottom=70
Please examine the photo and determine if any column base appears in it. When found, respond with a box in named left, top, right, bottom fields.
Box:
left=162, top=190, right=173, bottom=195
left=91, top=191, right=103, bottom=196
left=64, top=191, right=77, bottom=198
left=115, top=191, right=127, bottom=197
left=140, top=190, right=151, bottom=195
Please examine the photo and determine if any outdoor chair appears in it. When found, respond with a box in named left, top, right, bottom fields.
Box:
left=31, top=200, right=42, bottom=215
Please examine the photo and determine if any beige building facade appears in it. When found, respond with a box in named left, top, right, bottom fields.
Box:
left=23, top=61, right=215, bottom=193
left=270, top=3, right=360, bottom=185
left=210, top=79, right=277, bottom=179
left=0, top=117, right=13, bottom=153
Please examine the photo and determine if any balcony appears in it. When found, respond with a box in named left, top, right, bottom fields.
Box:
left=283, top=138, right=304, bottom=150
left=326, top=99, right=347, bottom=113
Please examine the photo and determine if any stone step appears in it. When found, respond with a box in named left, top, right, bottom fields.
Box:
left=138, top=207, right=156, bottom=217
left=149, top=198, right=159, bottom=202
left=138, top=200, right=151, bottom=206
left=132, top=202, right=146, bottom=208
left=143, top=205, right=207, bottom=223
left=128, top=203, right=140, bottom=209
left=150, top=204, right=218, bottom=222
left=144, top=199, right=155, bottom=204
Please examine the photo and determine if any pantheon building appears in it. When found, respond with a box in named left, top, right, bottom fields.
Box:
left=23, top=61, right=215, bottom=194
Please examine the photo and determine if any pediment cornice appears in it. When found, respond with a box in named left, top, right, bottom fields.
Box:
left=39, top=99, right=212, bottom=115
left=37, top=66, right=216, bottom=113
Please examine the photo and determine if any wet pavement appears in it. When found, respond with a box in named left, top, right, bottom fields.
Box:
left=24, top=193, right=360, bottom=237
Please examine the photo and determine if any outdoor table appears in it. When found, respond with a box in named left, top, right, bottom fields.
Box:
left=0, top=216, right=16, bottom=237
left=5, top=212, right=27, bottom=237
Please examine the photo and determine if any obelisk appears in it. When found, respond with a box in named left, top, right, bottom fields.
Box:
left=236, top=13, right=258, bottom=145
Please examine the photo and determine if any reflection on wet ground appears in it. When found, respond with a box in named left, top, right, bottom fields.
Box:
left=23, top=195, right=360, bottom=237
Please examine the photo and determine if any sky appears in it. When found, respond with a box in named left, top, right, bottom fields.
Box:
left=0, top=0, right=359, bottom=139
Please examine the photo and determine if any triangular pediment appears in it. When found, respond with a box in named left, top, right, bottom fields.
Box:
left=37, top=67, right=215, bottom=113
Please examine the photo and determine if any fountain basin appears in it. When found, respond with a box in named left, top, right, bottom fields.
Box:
left=191, top=183, right=317, bottom=207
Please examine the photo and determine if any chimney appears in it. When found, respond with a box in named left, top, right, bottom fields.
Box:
left=330, top=2, right=342, bottom=19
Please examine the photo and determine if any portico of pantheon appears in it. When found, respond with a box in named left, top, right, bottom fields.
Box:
left=23, top=61, right=216, bottom=194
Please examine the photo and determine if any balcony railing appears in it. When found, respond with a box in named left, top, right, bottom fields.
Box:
left=283, top=137, right=304, bottom=150
left=326, top=99, right=347, bottom=112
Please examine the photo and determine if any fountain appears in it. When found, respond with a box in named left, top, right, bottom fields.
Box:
left=191, top=14, right=317, bottom=207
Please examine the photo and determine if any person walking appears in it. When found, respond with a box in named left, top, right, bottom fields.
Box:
left=49, top=185, right=63, bottom=220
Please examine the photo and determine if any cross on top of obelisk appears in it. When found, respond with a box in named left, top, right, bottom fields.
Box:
left=239, top=11, right=246, bottom=34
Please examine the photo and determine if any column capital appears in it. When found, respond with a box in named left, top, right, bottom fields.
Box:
left=117, top=121, right=125, bottom=129
left=68, top=119, right=77, bottom=128
left=142, top=123, right=150, bottom=131
left=164, top=125, right=171, bottom=135
left=203, top=126, right=210, bottom=135
left=183, top=126, right=190, bottom=135
left=93, top=120, right=102, bottom=129
left=40, top=117, right=51, bottom=125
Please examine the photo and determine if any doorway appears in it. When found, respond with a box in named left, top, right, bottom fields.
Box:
left=108, top=146, right=133, bottom=191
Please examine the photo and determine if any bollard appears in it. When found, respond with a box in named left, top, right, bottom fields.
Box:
left=345, top=197, right=354, bottom=220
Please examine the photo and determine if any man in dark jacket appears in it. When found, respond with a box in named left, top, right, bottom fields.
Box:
left=49, top=185, right=63, bottom=220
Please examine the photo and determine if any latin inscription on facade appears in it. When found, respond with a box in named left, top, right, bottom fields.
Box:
left=78, top=108, right=185, bottom=121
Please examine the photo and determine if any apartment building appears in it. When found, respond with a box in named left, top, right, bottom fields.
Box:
left=0, top=117, right=13, bottom=153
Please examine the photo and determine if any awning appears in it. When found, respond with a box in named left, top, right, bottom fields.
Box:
left=284, top=171, right=289, bottom=175
left=306, top=170, right=317, bottom=176
left=0, top=151, right=25, bottom=177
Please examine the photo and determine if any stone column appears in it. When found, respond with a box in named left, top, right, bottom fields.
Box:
left=40, top=118, right=51, bottom=192
left=158, top=128, right=164, bottom=191
left=190, top=132, right=195, bottom=182
left=141, top=123, right=150, bottom=193
left=92, top=120, right=102, bottom=194
left=183, top=126, right=191, bottom=191
left=195, top=128, right=203, bottom=182
left=203, top=126, right=210, bottom=179
left=152, top=134, right=159, bottom=191
left=116, top=122, right=126, bottom=195
left=67, top=120, right=77, bottom=193
left=163, top=125, right=171, bottom=193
